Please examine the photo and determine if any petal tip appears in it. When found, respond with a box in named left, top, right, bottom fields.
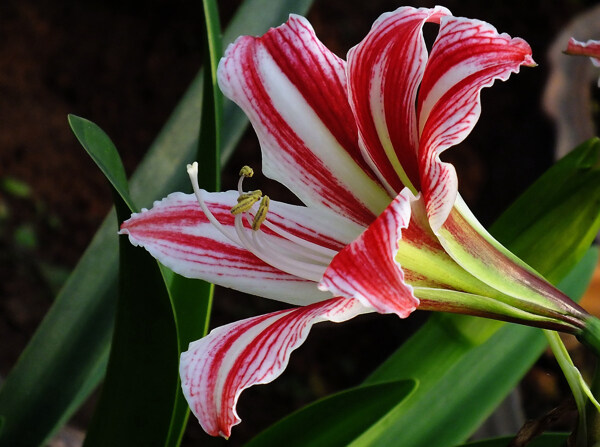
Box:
left=525, top=55, right=537, bottom=67
left=179, top=299, right=369, bottom=438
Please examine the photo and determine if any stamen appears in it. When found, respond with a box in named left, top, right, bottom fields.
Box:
left=251, top=229, right=327, bottom=280
left=233, top=213, right=326, bottom=281
left=239, top=166, right=254, bottom=177
left=252, top=196, right=269, bottom=231
left=232, top=165, right=262, bottom=215
left=238, top=164, right=334, bottom=262
left=237, top=190, right=262, bottom=202
left=261, top=220, right=338, bottom=259
left=188, top=161, right=337, bottom=282
left=251, top=228, right=332, bottom=267
left=231, top=191, right=262, bottom=215
left=238, top=166, right=254, bottom=194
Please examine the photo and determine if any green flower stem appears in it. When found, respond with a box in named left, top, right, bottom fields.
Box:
left=583, top=317, right=600, bottom=446
left=544, top=330, right=588, bottom=447
left=586, top=364, right=600, bottom=446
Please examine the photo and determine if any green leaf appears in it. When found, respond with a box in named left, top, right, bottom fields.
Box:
left=0, top=219, right=119, bottom=447
left=68, top=115, right=137, bottom=212
left=460, top=432, right=568, bottom=447
left=83, top=194, right=179, bottom=446
left=0, top=1, right=315, bottom=446
left=69, top=112, right=217, bottom=445
left=0, top=177, right=32, bottom=198
left=247, top=380, right=416, bottom=447
left=67, top=116, right=183, bottom=445
left=197, top=0, right=222, bottom=187
left=491, top=138, right=600, bottom=283
left=13, top=224, right=37, bottom=250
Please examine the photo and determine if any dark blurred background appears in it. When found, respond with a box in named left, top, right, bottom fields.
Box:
left=2, top=0, right=600, bottom=445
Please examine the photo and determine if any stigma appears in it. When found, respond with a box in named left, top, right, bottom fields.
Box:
left=231, top=166, right=271, bottom=231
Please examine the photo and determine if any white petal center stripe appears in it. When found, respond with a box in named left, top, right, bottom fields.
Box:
left=257, top=46, right=391, bottom=216
left=369, top=57, right=414, bottom=190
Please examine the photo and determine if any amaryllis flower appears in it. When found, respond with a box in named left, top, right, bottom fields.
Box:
left=566, top=37, right=600, bottom=65
left=120, top=6, right=593, bottom=438
left=565, top=37, right=600, bottom=85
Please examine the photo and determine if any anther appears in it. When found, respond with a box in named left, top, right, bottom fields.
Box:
left=237, top=190, right=262, bottom=202
left=239, top=166, right=254, bottom=178
left=252, top=195, right=270, bottom=231
left=231, top=193, right=262, bottom=215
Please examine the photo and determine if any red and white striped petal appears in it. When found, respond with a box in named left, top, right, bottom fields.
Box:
left=180, top=297, right=372, bottom=438
left=417, top=16, right=535, bottom=231
left=218, top=14, right=390, bottom=226
left=566, top=38, right=600, bottom=65
left=347, top=6, right=450, bottom=194
left=119, top=191, right=362, bottom=305
left=319, top=188, right=419, bottom=318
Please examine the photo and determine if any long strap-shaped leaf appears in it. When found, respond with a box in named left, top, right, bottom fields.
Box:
left=0, top=2, right=314, bottom=446
left=67, top=116, right=181, bottom=446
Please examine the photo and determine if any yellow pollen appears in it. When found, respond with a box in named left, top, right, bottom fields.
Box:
left=231, top=193, right=262, bottom=215
left=239, top=166, right=254, bottom=178
left=237, top=190, right=262, bottom=202
left=252, top=195, right=270, bottom=231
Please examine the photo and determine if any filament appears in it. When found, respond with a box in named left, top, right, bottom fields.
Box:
left=187, top=162, right=339, bottom=282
